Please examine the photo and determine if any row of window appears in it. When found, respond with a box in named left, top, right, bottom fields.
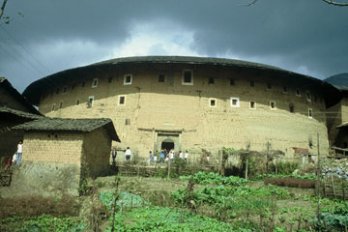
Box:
left=209, top=97, right=313, bottom=117
left=51, top=96, right=313, bottom=118
left=51, top=95, right=127, bottom=111
left=52, top=70, right=317, bottom=103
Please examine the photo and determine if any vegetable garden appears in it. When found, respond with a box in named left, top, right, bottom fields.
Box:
left=1, top=156, right=348, bottom=231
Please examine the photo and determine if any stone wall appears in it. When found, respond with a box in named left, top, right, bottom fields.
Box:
left=2, top=161, right=81, bottom=197
left=37, top=63, right=329, bottom=158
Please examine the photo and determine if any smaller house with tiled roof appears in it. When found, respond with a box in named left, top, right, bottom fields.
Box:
left=0, top=77, right=40, bottom=114
left=12, top=117, right=120, bottom=196
left=0, top=77, right=42, bottom=168
left=326, top=73, right=348, bottom=150
left=0, top=107, right=42, bottom=164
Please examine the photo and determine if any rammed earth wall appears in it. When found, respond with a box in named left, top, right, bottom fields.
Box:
left=5, top=128, right=113, bottom=197
left=83, top=127, right=111, bottom=178
left=35, top=62, right=329, bottom=158
left=18, top=132, right=83, bottom=196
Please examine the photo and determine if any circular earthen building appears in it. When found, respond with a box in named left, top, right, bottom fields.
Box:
left=23, top=56, right=341, bottom=158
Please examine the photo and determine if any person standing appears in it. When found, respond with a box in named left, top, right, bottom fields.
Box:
left=179, top=151, right=184, bottom=159
left=111, top=148, right=117, bottom=165
left=169, top=149, right=174, bottom=160
left=125, top=147, right=132, bottom=161
left=16, top=140, right=23, bottom=165
left=184, top=150, right=189, bottom=161
left=149, top=150, right=153, bottom=164
left=159, top=150, right=165, bottom=163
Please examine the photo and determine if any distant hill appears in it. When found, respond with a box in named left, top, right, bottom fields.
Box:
left=326, top=73, right=348, bottom=91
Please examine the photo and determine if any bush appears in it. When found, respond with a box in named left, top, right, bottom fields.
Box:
left=0, top=215, right=85, bottom=232
left=180, top=171, right=248, bottom=186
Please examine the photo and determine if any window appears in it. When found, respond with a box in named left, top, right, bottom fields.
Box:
left=76, top=99, right=80, bottom=105
left=270, top=101, right=276, bottom=109
left=51, top=103, right=56, bottom=111
left=283, top=86, right=288, bottom=93
left=306, top=91, right=311, bottom=102
left=266, top=83, right=272, bottom=90
left=182, top=70, right=193, bottom=85
left=123, top=74, right=133, bottom=85
left=208, top=77, right=215, bottom=84
left=91, top=78, right=98, bottom=88
left=249, top=101, right=256, bottom=109
left=87, top=96, right=94, bottom=108
left=118, top=95, right=126, bottom=105
left=158, top=74, right=165, bottom=82
left=209, top=98, right=217, bottom=107
left=63, top=86, right=67, bottom=93
left=230, top=79, right=235, bottom=86
left=230, top=97, right=240, bottom=107
left=125, top=118, right=131, bottom=125
left=289, top=103, right=294, bottom=113
left=296, top=89, right=301, bottom=97
left=59, top=101, right=63, bottom=109
left=250, top=81, right=255, bottom=87
left=308, top=108, right=313, bottom=118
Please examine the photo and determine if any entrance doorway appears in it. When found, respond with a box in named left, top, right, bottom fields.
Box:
left=161, top=138, right=175, bottom=151
left=156, top=131, right=181, bottom=153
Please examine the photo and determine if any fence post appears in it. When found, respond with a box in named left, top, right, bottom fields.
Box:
left=167, top=160, right=171, bottom=179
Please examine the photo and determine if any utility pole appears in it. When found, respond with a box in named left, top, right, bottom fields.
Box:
left=316, top=132, right=321, bottom=231
left=0, top=0, right=9, bottom=20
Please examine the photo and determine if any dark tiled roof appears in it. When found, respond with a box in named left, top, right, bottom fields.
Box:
left=337, top=122, right=348, bottom=128
left=0, top=106, right=43, bottom=119
left=94, top=56, right=288, bottom=72
left=325, top=73, right=348, bottom=91
left=13, top=117, right=120, bottom=141
left=0, top=77, right=41, bottom=115
left=23, top=56, right=342, bottom=107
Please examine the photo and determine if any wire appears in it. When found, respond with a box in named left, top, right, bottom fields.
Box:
left=0, top=24, right=48, bottom=76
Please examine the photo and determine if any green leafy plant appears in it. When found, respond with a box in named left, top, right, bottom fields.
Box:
left=180, top=171, right=248, bottom=186
left=0, top=215, right=85, bottom=232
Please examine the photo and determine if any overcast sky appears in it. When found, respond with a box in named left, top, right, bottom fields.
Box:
left=0, top=0, right=347, bottom=92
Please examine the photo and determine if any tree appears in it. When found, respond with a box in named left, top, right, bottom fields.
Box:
left=322, top=0, right=348, bottom=6
left=0, top=0, right=8, bottom=20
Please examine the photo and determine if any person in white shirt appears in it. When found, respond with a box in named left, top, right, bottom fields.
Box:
left=125, top=147, right=132, bottom=161
left=169, top=149, right=174, bottom=160
left=184, top=150, right=189, bottom=161
left=179, top=151, right=184, bottom=159
left=16, top=140, right=23, bottom=165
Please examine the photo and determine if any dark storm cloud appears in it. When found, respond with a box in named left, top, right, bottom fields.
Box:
left=0, top=0, right=348, bottom=92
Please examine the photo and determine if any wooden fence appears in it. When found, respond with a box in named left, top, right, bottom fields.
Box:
left=0, top=169, right=12, bottom=186
left=320, top=176, right=348, bottom=200
left=116, top=163, right=217, bottom=177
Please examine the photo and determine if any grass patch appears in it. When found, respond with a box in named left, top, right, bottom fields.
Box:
left=0, top=215, right=85, bottom=232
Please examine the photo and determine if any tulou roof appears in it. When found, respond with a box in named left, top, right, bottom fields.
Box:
left=13, top=117, right=120, bottom=142
left=325, top=73, right=348, bottom=91
left=23, top=56, right=342, bottom=107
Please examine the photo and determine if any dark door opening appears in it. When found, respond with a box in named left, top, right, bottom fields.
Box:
left=161, top=140, right=175, bottom=152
